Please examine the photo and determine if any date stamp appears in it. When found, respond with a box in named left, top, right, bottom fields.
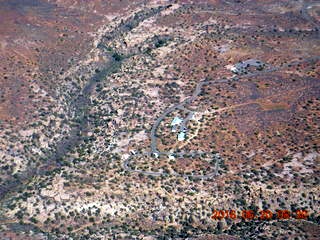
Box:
left=211, top=209, right=309, bottom=221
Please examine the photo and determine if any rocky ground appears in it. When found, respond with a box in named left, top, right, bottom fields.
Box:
left=0, top=0, right=319, bottom=239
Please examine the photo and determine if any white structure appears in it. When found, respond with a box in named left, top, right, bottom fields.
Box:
left=171, top=116, right=183, bottom=126
left=178, top=132, right=186, bottom=141
left=171, top=116, right=183, bottom=133
left=230, top=65, right=239, bottom=74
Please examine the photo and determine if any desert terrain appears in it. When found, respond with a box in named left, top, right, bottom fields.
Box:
left=0, top=0, right=319, bottom=239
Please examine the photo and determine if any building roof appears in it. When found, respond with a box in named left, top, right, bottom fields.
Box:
left=178, top=132, right=186, bottom=141
left=171, top=116, right=183, bottom=126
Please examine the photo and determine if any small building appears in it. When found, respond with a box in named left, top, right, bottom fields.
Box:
left=230, top=66, right=239, bottom=74
left=230, top=59, right=265, bottom=74
left=178, top=132, right=186, bottom=141
left=171, top=116, right=183, bottom=126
